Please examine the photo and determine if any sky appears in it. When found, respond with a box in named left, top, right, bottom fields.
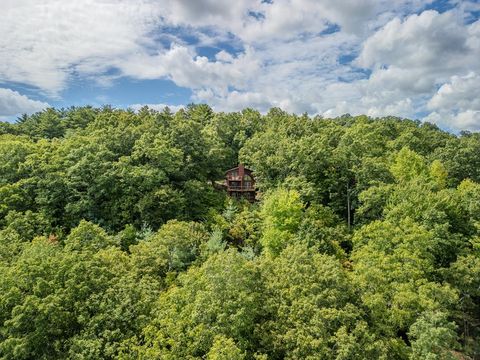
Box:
left=1, top=0, right=479, bottom=131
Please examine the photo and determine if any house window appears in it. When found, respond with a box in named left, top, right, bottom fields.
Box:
left=229, top=181, right=241, bottom=190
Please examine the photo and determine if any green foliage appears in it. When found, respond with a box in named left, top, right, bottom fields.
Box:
left=0, top=228, right=27, bottom=265
left=2, top=210, right=51, bottom=241
left=0, top=240, right=157, bottom=359
left=260, top=243, right=386, bottom=359
left=352, top=218, right=458, bottom=337
left=206, top=335, right=246, bottom=360
left=390, top=147, right=430, bottom=183
left=1, top=105, right=230, bottom=232
left=129, top=250, right=263, bottom=359
left=260, top=188, right=304, bottom=256
left=447, top=237, right=480, bottom=356
left=296, top=204, right=348, bottom=257
left=64, top=220, right=118, bottom=252
left=130, top=220, right=208, bottom=281
left=201, top=227, right=227, bottom=258
left=0, top=135, right=34, bottom=186
left=409, top=311, right=458, bottom=360
left=432, top=132, right=480, bottom=186
left=117, top=224, right=139, bottom=252
left=1, top=106, right=480, bottom=358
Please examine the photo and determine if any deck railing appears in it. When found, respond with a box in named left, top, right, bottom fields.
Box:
left=228, top=185, right=254, bottom=191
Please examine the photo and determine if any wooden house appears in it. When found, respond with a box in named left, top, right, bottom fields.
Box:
left=224, top=164, right=256, bottom=202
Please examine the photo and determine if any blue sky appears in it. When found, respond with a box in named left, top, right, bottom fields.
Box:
left=1, top=0, right=479, bottom=131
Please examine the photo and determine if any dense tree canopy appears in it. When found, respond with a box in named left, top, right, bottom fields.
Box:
left=1, top=105, right=479, bottom=359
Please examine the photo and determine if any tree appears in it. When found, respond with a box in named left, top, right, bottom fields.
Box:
left=259, top=188, right=304, bottom=256
left=207, top=335, right=246, bottom=360
left=259, top=243, right=385, bottom=359
left=129, top=250, right=263, bottom=359
left=390, top=147, right=429, bottom=184
left=129, top=220, right=208, bottom=280
left=351, top=218, right=458, bottom=355
left=447, top=236, right=480, bottom=356
left=409, top=311, right=458, bottom=360
left=64, top=220, right=117, bottom=252
left=1, top=106, right=479, bottom=358
left=0, top=236, right=157, bottom=359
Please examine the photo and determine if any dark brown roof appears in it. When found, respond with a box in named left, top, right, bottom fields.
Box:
left=225, top=165, right=253, bottom=173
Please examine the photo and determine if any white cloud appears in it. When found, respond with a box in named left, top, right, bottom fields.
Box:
left=422, top=72, right=480, bottom=131
left=117, top=45, right=261, bottom=98
left=194, top=90, right=269, bottom=111
left=178, top=6, right=480, bottom=122
left=0, top=88, right=49, bottom=118
left=453, top=110, right=480, bottom=131
left=428, top=72, right=480, bottom=111
left=357, top=10, right=480, bottom=94
left=1, top=1, right=480, bottom=130
left=358, top=11, right=469, bottom=69
left=0, top=0, right=431, bottom=94
left=0, top=0, right=163, bottom=94
left=163, top=0, right=254, bottom=31
left=424, top=110, right=480, bottom=132
left=160, top=0, right=430, bottom=41
left=130, top=103, right=184, bottom=113
left=341, top=10, right=480, bottom=126
left=319, top=80, right=418, bottom=119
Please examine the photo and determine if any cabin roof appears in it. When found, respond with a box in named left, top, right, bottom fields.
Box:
left=225, top=165, right=253, bottom=173
left=225, top=166, right=240, bottom=172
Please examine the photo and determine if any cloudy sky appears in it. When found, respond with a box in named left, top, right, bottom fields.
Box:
left=1, top=0, right=479, bottom=131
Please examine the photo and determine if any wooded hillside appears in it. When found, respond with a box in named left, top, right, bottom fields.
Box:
left=1, top=105, right=479, bottom=359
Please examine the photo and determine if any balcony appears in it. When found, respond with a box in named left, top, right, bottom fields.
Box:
left=227, top=185, right=255, bottom=191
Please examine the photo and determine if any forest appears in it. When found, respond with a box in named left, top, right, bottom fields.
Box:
left=0, top=104, right=479, bottom=359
